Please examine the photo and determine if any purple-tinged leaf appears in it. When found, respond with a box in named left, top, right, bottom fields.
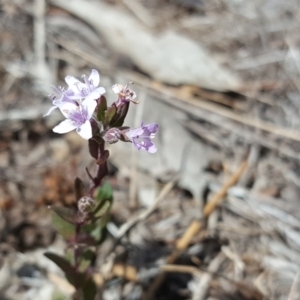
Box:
left=96, top=150, right=109, bottom=166
left=88, top=139, right=99, bottom=159
left=78, top=249, right=96, bottom=272
left=51, top=210, right=76, bottom=240
left=74, top=177, right=85, bottom=200
left=50, top=206, right=84, bottom=224
left=76, top=233, right=97, bottom=246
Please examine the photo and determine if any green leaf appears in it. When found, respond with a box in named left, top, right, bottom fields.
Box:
left=96, top=96, right=107, bottom=122
left=82, top=219, right=107, bottom=245
left=82, top=278, right=97, bottom=300
left=95, top=182, right=113, bottom=203
left=93, top=182, right=113, bottom=219
left=94, top=200, right=111, bottom=219
left=44, top=252, right=75, bottom=285
left=52, top=210, right=76, bottom=240
left=65, top=248, right=75, bottom=266
left=78, top=249, right=96, bottom=272
left=104, top=105, right=116, bottom=125
left=50, top=206, right=82, bottom=225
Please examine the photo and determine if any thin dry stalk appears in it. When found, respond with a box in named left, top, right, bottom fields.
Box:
left=161, top=264, right=202, bottom=277
left=287, top=271, right=300, bottom=300
left=203, top=161, right=248, bottom=217
left=125, top=72, right=300, bottom=143
left=192, top=253, right=225, bottom=300
left=122, top=0, right=155, bottom=27
left=143, top=221, right=202, bottom=300
left=144, top=160, right=248, bottom=299
left=115, top=175, right=179, bottom=240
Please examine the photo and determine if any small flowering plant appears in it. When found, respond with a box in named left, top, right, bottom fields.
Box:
left=43, top=69, right=158, bottom=300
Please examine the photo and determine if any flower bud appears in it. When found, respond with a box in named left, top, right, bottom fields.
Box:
left=78, top=196, right=96, bottom=213
left=108, top=82, right=138, bottom=127
left=112, top=83, right=137, bottom=106
left=103, top=128, right=121, bottom=144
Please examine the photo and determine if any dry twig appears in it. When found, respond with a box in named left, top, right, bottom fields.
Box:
left=203, top=160, right=248, bottom=216
left=115, top=175, right=179, bottom=240
left=192, top=253, right=226, bottom=300
left=287, top=271, right=300, bottom=300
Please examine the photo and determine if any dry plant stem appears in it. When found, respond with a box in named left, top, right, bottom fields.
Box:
left=125, top=72, right=300, bottom=143
left=143, top=221, right=202, bottom=300
left=122, top=0, right=155, bottom=27
left=144, top=160, right=248, bottom=300
left=192, top=253, right=226, bottom=300
left=287, top=271, right=300, bottom=300
left=162, top=263, right=262, bottom=299
left=203, top=160, right=248, bottom=217
left=33, top=0, right=47, bottom=77
left=115, top=175, right=179, bottom=241
left=161, top=264, right=202, bottom=277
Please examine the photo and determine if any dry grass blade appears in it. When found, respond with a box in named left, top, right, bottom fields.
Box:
left=203, top=161, right=248, bottom=217
left=143, top=221, right=202, bottom=300
left=287, top=271, right=300, bottom=300
left=192, top=253, right=225, bottom=300
left=126, top=72, right=300, bottom=143
left=144, top=159, right=248, bottom=299
left=115, top=175, right=180, bottom=240
left=161, top=264, right=202, bottom=276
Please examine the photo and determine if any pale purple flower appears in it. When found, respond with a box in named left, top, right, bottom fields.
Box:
left=44, top=86, right=75, bottom=117
left=66, top=69, right=106, bottom=103
left=52, top=98, right=97, bottom=140
left=125, top=122, right=158, bottom=153
left=112, top=83, right=138, bottom=106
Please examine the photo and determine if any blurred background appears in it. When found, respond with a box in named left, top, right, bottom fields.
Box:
left=0, top=0, right=300, bottom=299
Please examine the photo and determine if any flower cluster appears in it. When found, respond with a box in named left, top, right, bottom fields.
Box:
left=43, top=69, right=158, bottom=300
left=44, top=69, right=158, bottom=153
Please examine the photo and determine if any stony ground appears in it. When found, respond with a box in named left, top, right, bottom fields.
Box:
left=0, top=0, right=300, bottom=299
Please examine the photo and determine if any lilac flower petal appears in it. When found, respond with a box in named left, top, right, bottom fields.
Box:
left=94, top=86, right=106, bottom=95
left=132, top=140, right=142, bottom=150
left=88, top=69, right=100, bottom=87
left=144, top=123, right=158, bottom=133
left=83, top=89, right=104, bottom=105
left=125, top=128, right=144, bottom=140
left=43, top=105, right=58, bottom=117
left=76, top=120, right=92, bottom=140
left=83, top=97, right=97, bottom=119
left=112, top=84, right=123, bottom=94
left=65, top=76, right=86, bottom=95
left=65, top=75, right=80, bottom=87
left=59, top=102, right=79, bottom=118
left=125, top=122, right=158, bottom=153
left=147, top=143, right=157, bottom=153
left=53, top=119, right=76, bottom=134
left=112, top=83, right=137, bottom=106
left=65, top=70, right=105, bottom=100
